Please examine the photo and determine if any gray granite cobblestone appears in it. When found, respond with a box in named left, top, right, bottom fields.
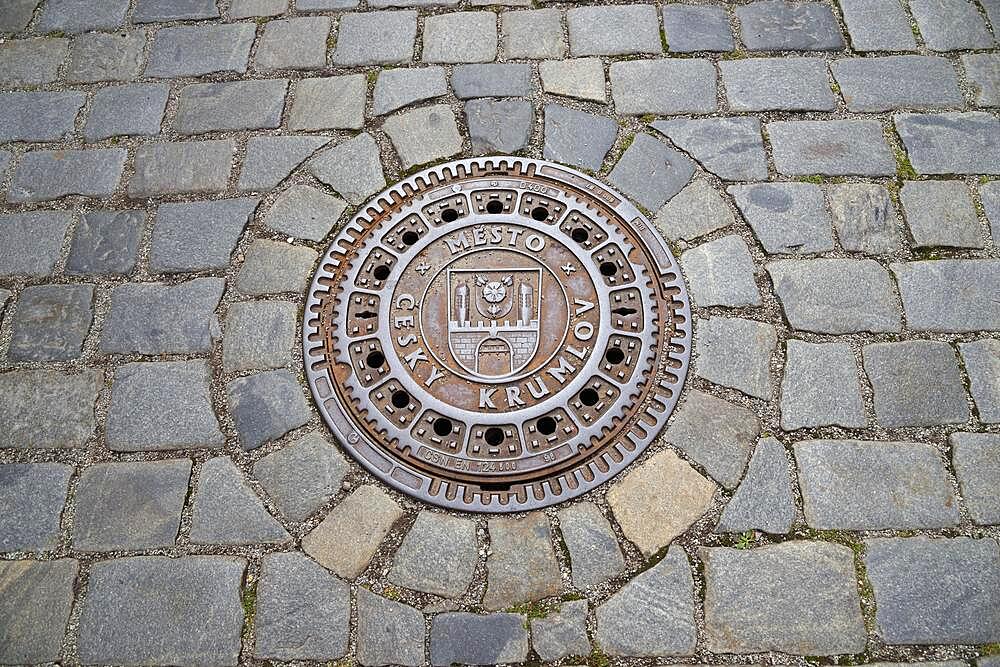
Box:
left=611, top=59, right=717, bottom=115
left=227, top=369, right=311, bottom=451
left=430, top=613, right=528, bottom=666
left=567, top=5, right=660, bottom=56
left=253, top=431, right=348, bottom=522
left=8, top=284, right=93, bottom=362
left=652, top=117, right=768, bottom=181
left=838, top=0, right=917, bottom=51
left=0, top=463, right=72, bottom=552
left=0, top=559, right=78, bottom=665
left=130, top=140, right=234, bottom=198
left=832, top=56, right=963, bottom=112
left=452, top=63, right=530, bottom=98
left=901, top=181, right=983, bottom=249
left=174, top=80, right=288, bottom=135
left=721, top=58, right=836, bottom=112
left=950, top=433, right=1000, bottom=524
left=151, top=198, right=258, bottom=273
left=422, top=11, right=497, bottom=63
left=663, top=4, right=734, bottom=53
left=146, top=24, right=254, bottom=77
left=85, top=84, right=169, bottom=141
left=67, top=210, right=144, bottom=276
left=334, top=11, right=417, bottom=66
left=730, top=183, right=834, bottom=254
left=892, top=260, right=1000, bottom=332
left=769, top=120, right=896, bottom=176
left=0, top=37, right=67, bottom=85
left=255, top=17, right=330, bottom=71
left=960, top=340, right=1000, bottom=423
left=9, top=149, right=126, bottom=203
left=239, top=136, right=331, bottom=192
left=0, top=91, right=85, bottom=143
left=66, top=30, right=146, bottom=83
left=0, top=369, right=101, bottom=449
left=389, top=511, right=477, bottom=598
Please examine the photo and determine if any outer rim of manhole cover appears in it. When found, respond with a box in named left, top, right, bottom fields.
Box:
left=303, top=157, right=692, bottom=512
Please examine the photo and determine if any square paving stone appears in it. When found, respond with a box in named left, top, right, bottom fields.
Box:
left=255, top=552, right=349, bottom=661
left=795, top=440, right=958, bottom=530
left=894, top=112, right=1000, bottom=175
left=390, top=511, right=477, bottom=598
left=150, top=198, right=258, bottom=273
left=721, top=58, right=836, bottom=111
left=8, top=284, right=94, bottom=362
left=964, top=54, right=1000, bottom=107
left=0, top=559, right=78, bottom=665
left=66, top=30, right=146, bottom=83
left=780, top=340, right=866, bottom=430
left=78, top=556, right=245, bottom=667
left=129, top=140, right=234, bottom=198
left=253, top=431, right=348, bottom=522
left=767, top=259, right=901, bottom=333
left=0, top=369, right=101, bottom=449
left=223, top=300, right=296, bottom=372
left=838, top=0, right=917, bottom=51
left=430, top=613, right=528, bottom=666
left=891, top=260, right=1000, bottom=332
left=190, top=457, right=289, bottom=545
left=174, top=80, right=288, bottom=135
left=0, top=91, right=83, bottom=142
left=452, top=63, right=530, bottom=98
left=729, top=183, right=834, bottom=254
left=37, top=0, right=127, bottom=33
left=532, top=600, right=589, bottom=661
left=383, top=104, right=463, bottom=169
left=951, top=432, right=1000, bottom=524
left=373, top=66, right=448, bottom=115
left=0, top=211, right=71, bottom=277
left=230, top=0, right=288, bottom=17
left=694, top=316, right=776, bottom=399
left=557, top=501, right=625, bottom=589
left=146, top=24, right=255, bottom=77
left=832, top=56, right=962, bottom=112
left=8, top=148, right=126, bottom=203
left=309, top=133, right=386, bottom=205
left=264, top=185, right=346, bottom=242
left=652, top=117, right=768, bottom=182
left=422, top=11, right=497, bottom=63
left=539, top=58, right=605, bottom=102
left=227, top=369, right=311, bottom=450
left=236, top=239, right=318, bottom=295
left=864, top=537, right=1000, bottom=644
left=106, top=360, right=224, bottom=450
left=901, top=180, right=983, bottom=248
left=357, top=589, right=424, bottom=667
left=663, top=4, right=734, bottom=52
left=655, top=179, right=735, bottom=242
left=502, top=9, right=564, bottom=59
left=960, top=339, right=1000, bottom=423
left=134, top=0, right=219, bottom=21
left=84, top=83, right=169, bottom=141
left=289, top=75, right=365, bottom=131
left=255, top=16, right=330, bottom=70
left=607, top=448, right=715, bottom=554
left=0, top=0, right=40, bottom=33
left=0, top=463, right=72, bottom=552
left=702, top=542, right=865, bottom=655
left=595, top=548, right=696, bottom=656
left=910, top=0, right=994, bottom=50
left=611, top=59, right=717, bottom=115
left=334, top=11, right=416, bottom=65
left=828, top=183, right=901, bottom=254
left=715, top=437, right=796, bottom=535
left=736, top=1, right=845, bottom=50
left=680, top=235, right=761, bottom=308
left=101, top=278, right=224, bottom=355
left=863, top=340, right=970, bottom=428
left=542, top=104, right=617, bottom=172
left=484, top=512, right=562, bottom=609
left=302, top=485, right=403, bottom=579
left=663, top=390, right=759, bottom=489
left=608, top=133, right=695, bottom=212
left=66, top=210, right=144, bottom=276
left=769, top=120, right=895, bottom=176
left=240, top=135, right=330, bottom=192
left=0, top=37, right=67, bottom=85
left=73, top=460, right=191, bottom=551
left=567, top=4, right=660, bottom=56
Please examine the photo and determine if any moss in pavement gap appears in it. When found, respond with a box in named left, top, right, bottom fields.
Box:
left=507, top=599, right=560, bottom=622
left=241, top=580, right=258, bottom=626
left=588, top=644, right=611, bottom=667
left=797, top=175, right=825, bottom=184
left=894, top=145, right=918, bottom=181
left=660, top=27, right=669, bottom=52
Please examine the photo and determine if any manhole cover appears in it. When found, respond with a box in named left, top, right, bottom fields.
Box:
left=304, top=157, right=691, bottom=512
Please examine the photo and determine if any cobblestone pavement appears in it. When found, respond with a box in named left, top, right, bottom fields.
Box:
left=1, top=0, right=999, bottom=665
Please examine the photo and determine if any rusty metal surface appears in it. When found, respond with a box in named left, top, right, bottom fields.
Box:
left=304, top=157, right=691, bottom=512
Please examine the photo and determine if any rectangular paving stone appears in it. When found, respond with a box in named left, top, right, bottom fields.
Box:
left=832, top=56, right=962, bottom=111
left=864, top=537, right=1000, bottom=644
left=894, top=112, right=1000, bottom=175
left=558, top=501, right=625, bottom=589
left=8, top=149, right=126, bottom=203
left=358, top=591, right=425, bottom=666
left=334, top=10, right=416, bottom=65
left=608, top=133, right=695, bottom=211
left=189, top=457, right=289, bottom=545
left=567, top=4, right=660, bottom=56
left=383, top=104, right=462, bottom=169
left=37, top=0, right=127, bottom=33
left=828, top=183, right=901, bottom=254
left=452, top=63, right=530, bottom=98
left=8, top=284, right=94, bottom=362
left=611, top=59, right=717, bottom=115
left=84, top=83, right=168, bottom=141
left=223, top=301, right=296, bottom=372
left=910, top=0, right=994, bottom=50
left=484, top=513, right=562, bottom=610
left=465, top=98, right=533, bottom=154
left=721, top=57, right=836, bottom=111
left=373, top=66, right=448, bottom=115
left=100, top=278, right=225, bottom=355
left=863, top=340, right=970, bottom=427
left=430, top=613, right=528, bottom=666
left=951, top=432, right=1000, bottom=524
left=0, top=559, right=78, bottom=665
left=67, top=210, right=144, bottom=276
left=729, top=183, right=834, bottom=254
left=239, top=135, right=330, bottom=191
left=651, top=117, right=768, bottom=181
left=694, top=316, right=776, bottom=399
left=0, top=0, right=40, bottom=33
left=795, top=440, right=958, bottom=530
left=539, top=58, right=605, bottom=103
left=502, top=8, right=564, bottom=59
left=702, top=542, right=865, bottom=655
left=227, top=369, right=311, bottom=451
left=767, top=259, right=902, bottom=334
left=780, top=341, right=865, bottom=430
left=532, top=601, right=589, bottom=661
left=680, top=235, right=761, bottom=307
left=175, top=80, right=288, bottom=135
left=0, top=211, right=73, bottom=278
left=146, top=24, right=255, bottom=77
left=78, top=556, right=245, bottom=667
left=150, top=198, right=258, bottom=273
left=230, top=0, right=287, bottom=17
left=736, top=1, right=845, bottom=50
left=891, top=260, right=1000, bottom=332
left=73, top=460, right=191, bottom=551
left=900, top=180, right=983, bottom=248
left=663, top=4, right=734, bottom=53
left=768, top=120, right=896, bottom=176
left=255, top=16, right=330, bottom=70
left=422, top=11, right=497, bottom=63
left=0, top=463, right=72, bottom=552
left=134, top=0, right=219, bottom=21
left=389, top=511, right=478, bottom=598
left=964, top=54, right=1000, bottom=107
left=0, top=91, right=85, bottom=143
left=838, top=0, right=917, bottom=51
left=253, top=431, right=349, bottom=522
left=264, top=184, right=346, bottom=241
left=236, top=239, right=318, bottom=295
left=0, top=37, right=67, bottom=85
left=959, top=340, right=1000, bottom=423
left=129, top=140, right=235, bottom=198
left=66, top=29, right=146, bottom=83
left=289, top=75, right=365, bottom=131
left=0, top=369, right=102, bottom=448
left=542, top=104, right=617, bottom=172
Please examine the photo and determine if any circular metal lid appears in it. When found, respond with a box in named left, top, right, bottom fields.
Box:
left=304, top=157, right=691, bottom=512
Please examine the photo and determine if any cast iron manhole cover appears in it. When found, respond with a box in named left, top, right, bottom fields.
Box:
left=304, top=157, right=691, bottom=512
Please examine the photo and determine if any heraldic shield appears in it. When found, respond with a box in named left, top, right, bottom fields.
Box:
left=447, top=267, right=542, bottom=380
